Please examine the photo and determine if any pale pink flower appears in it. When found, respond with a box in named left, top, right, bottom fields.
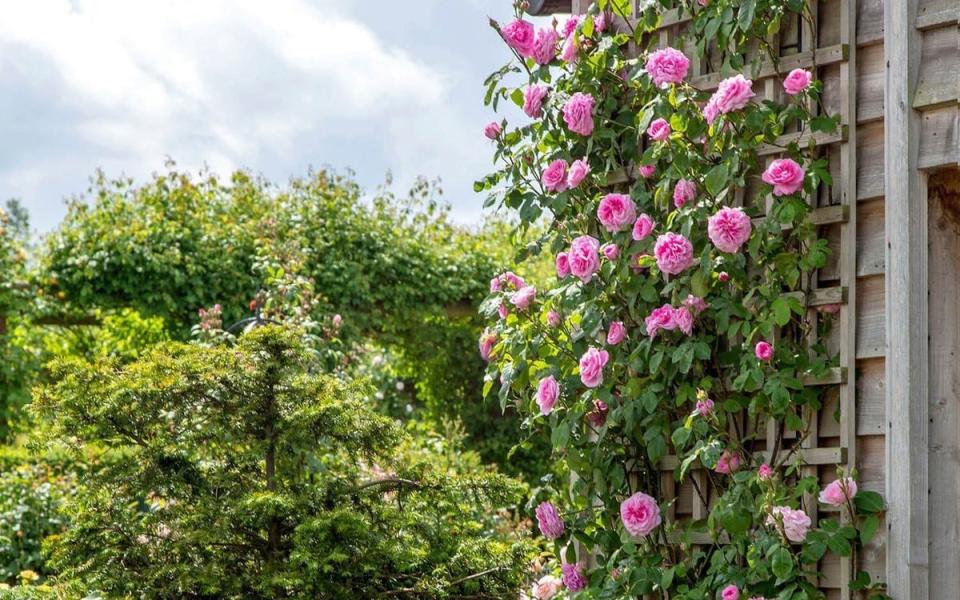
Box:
left=532, top=27, right=560, bottom=64
left=755, top=341, right=774, bottom=361
left=561, top=563, right=587, bottom=592
left=647, top=118, right=671, bottom=141
left=484, top=122, right=501, bottom=139
left=479, top=330, right=497, bottom=362
left=560, top=34, right=578, bottom=63
left=607, top=321, right=626, bottom=345
left=654, top=232, right=695, bottom=275
left=715, top=450, right=740, bottom=474
left=498, top=303, right=509, bottom=319
left=722, top=584, right=740, bottom=600
left=567, top=159, right=590, bottom=188
left=673, top=306, right=694, bottom=335
left=758, top=463, right=774, bottom=480
left=594, top=12, right=608, bottom=32
left=645, top=47, right=690, bottom=86
left=563, top=93, right=595, bottom=136
left=704, top=75, right=755, bottom=123
left=673, top=179, right=697, bottom=208
left=524, top=84, right=549, bottom=118
left=638, top=164, right=656, bottom=178
left=556, top=252, right=571, bottom=278
left=762, top=158, right=806, bottom=196
left=568, top=235, right=601, bottom=283
left=696, top=396, right=714, bottom=416
left=511, top=285, right=537, bottom=311
left=562, top=16, right=581, bottom=37
left=547, top=310, right=562, bottom=328
left=819, top=477, right=858, bottom=506
left=645, top=304, right=677, bottom=338
left=620, top=491, right=662, bottom=537
left=632, top=214, right=655, bottom=240
left=601, top=243, right=619, bottom=261
left=767, top=506, right=811, bottom=543
left=536, top=375, right=560, bottom=415
left=531, top=575, right=563, bottom=599
left=535, top=501, right=565, bottom=539
left=542, top=159, right=569, bottom=192
left=783, top=68, right=813, bottom=95
left=586, top=398, right=609, bottom=427
left=490, top=277, right=501, bottom=292
left=683, top=295, right=709, bottom=314
left=579, top=347, right=610, bottom=388
left=597, top=193, right=637, bottom=232
left=331, top=314, right=343, bottom=328
left=708, top=207, right=752, bottom=253
left=501, top=19, right=537, bottom=57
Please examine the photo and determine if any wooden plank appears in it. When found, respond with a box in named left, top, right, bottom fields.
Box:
left=820, top=358, right=885, bottom=437
left=914, top=25, right=960, bottom=110
left=856, top=44, right=885, bottom=123
left=689, top=44, right=848, bottom=92
left=659, top=446, right=846, bottom=471
left=856, top=198, right=885, bottom=277
left=855, top=275, right=885, bottom=360
left=856, top=122, right=885, bottom=200
left=916, top=0, right=960, bottom=30
left=885, top=0, right=931, bottom=594
left=757, top=126, right=848, bottom=156
left=802, top=367, right=846, bottom=386
left=782, top=285, right=847, bottom=307
left=856, top=0, right=885, bottom=47
left=919, top=106, right=960, bottom=169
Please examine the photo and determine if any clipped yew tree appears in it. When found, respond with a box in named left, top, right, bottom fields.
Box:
left=478, top=2, right=885, bottom=598
left=33, top=326, right=530, bottom=598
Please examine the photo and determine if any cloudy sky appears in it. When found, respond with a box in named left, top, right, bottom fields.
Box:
left=0, top=0, right=556, bottom=232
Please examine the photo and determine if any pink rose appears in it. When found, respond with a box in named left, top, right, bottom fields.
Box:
left=531, top=575, right=563, bottom=600
left=762, top=158, right=806, bottom=196
left=597, top=193, right=637, bottom=232
left=594, top=12, right=608, bottom=32
left=532, top=27, right=560, bottom=64
left=704, top=75, right=755, bottom=123
left=523, top=84, right=549, bottom=118
left=601, top=243, right=619, bottom=261
left=501, top=19, right=536, bottom=57
left=715, top=449, right=740, bottom=474
left=579, top=347, right=609, bottom=388
left=653, top=232, right=694, bottom=275
left=497, top=303, right=509, bottom=319
left=718, top=271, right=730, bottom=282
left=606, top=321, right=626, bottom=345
left=535, top=501, right=565, bottom=539
left=819, top=477, right=858, bottom=506
left=673, top=306, right=694, bottom=335
left=708, top=207, right=752, bottom=253
left=645, top=304, right=677, bottom=338
left=638, top=164, right=656, bottom=178
left=556, top=252, right=571, bottom=278
left=562, top=16, right=581, bottom=37
left=566, top=159, right=590, bottom=188
left=479, top=330, right=497, bottom=362
left=484, top=121, right=501, bottom=140
left=696, top=396, right=714, bottom=416
left=722, top=584, right=740, bottom=600
left=562, top=93, right=595, bottom=136
left=783, top=68, right=813, bottom=95
left=542, top=159, right=569, bottom=192
left=561, top=563, right=587, bottom=592
left=620, top=491, right=662, bottom=537
left=755, top=341, right=774, bottom=361
left=647, top=118, right=671, bottom=141
left=758, top=463, right=774, bottom=480
left=560, top=33, right=578, bottom=63
left=547, top=310, right=562, bottom=328
left=767, top=506, right=811, bottom=543
left=536, top=375, right=560, bottom=415
left=632, top=214, right=655, bottom=240
left=586, top=398, right=608, bottom=427
left=683, top=295, right=709, bottom=314
left=672, top=179, right=697, bottom=208
left=645, top=47, right=690, bottom=86
left=511, top=285, right=536, bottom=311
left=568, top=235, right=601, bottom=283
left=489, top=277, right=501, bottom=292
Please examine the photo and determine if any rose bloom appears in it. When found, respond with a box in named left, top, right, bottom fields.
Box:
left=704, top=74, right=755, bottom=123
left=511, top=285, right=536, bottom=311
left=531, top=575, right=563, bottom=600
left=673, top=306, right=694, bottom=335
left=767, top=506, right=812, bottom=543
left=586, top=398, right=609, bottom=427
left=568, top=235, right=601, bottom=283
left=722, top=584, right=740, bottom=600
left=523, top=84, right=549, bottom=118
left=601, top=243, right=619, bottom=261
left=654, top=232, right=695, bottom=275
left=579, top=346, right=610, bottom=388
left=479, top=330, right=497, bottom=361
left=762, top=158, right=806, bottom=196
left=499, top=271, right=525, bottom=289
left=597, top=193, right=637, bottom=232
left=563, top=92, right=595, bottom=136
left=532, top=27, right=560, bottom=64
left=696, top=396, right=714, bottom=416
left=819, top=477, right=859, bottom=505
left=632, top=214, right=655, bottom=240
left=535, top=501, right=565, bottom=539
left=562, top=15, right=581, bottom=37
left=489, top=277, right=501, bottom=292
left=638, top=164, right=656, bottom=178
left=683, top=294, right=709, bottom=314
left=561, top=563, right=587, bottom=592
left=567, top=159, right=590, bottom=188
left=620, top=491, right=662, bottom=537
left=758, top=463, right=774, bottom=480
left=645, top=47, right=690, bottom=86
left=560, top=34, right=578, bottom=63
left=497, top=303, right=509, bottom=319
left=708, top=207, right=752, bottom=253
left=715, top=449, right=740, bottom=474
left=673, top=179, right=697, bottom=208
left=755, top=340, right=774, bottom=361
left=645, top=304, right=677, bottom=338
left=647, top=118, right=671, bottom=141
left=542, top=159, right=569, bottom=192
left=501, top=19, right=536, bottom=57
left=607, top=321, right=626, bottom=345
left=536, top=375, right=560, bottom=415
left=547, top=310, right=562, bottom=327
left=555, top=253, right=571, bottom=278
left=484, top=121, right=501, bottom=140
left=783, top=68, right=813, bottom=95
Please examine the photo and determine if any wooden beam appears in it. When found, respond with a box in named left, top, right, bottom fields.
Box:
left=525, top=0, right=574, bottom=16
left=885, top=0, right=930, bottom=596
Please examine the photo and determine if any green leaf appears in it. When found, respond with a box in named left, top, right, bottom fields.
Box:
left=859, top=514, right=879, bottom=544
left=737, top=0, right=757, bottom=32
left=704, top=164, right=729, bottom=197
left=771, top=546, right=793, bottom=580
left=854, top=490, right=885, bottom=514
left=771, top=297, right=791, bottom=326
left=551, top=420, right=570, bottom=448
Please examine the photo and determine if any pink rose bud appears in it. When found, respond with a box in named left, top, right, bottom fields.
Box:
left=758, top=463, right=774, bottom=480
left=783, top=68, right=813, bottom=95
left=645, top=47, right=690, bottom=86
left=755, top=341, right=774, bottom=361
left=601, top=243, right=619, bottom=261
left=332, top=314, right=343, bottom=328
left=715, top=449, right=740, bottom=474
left=479, top=330, right=497, bottom=362
left=695, top=396, right=714, bottom=416
left=647, top=117, right=671, bottom=141
left=718, top=271, right=730, bottom=282
left=722, top=584, right=740, bottom=600
left=762, top=158, right=806, bottom=196
left=632, top=214, right=655, bottom=241
left=547, top=310, right=562, bottom=328
left=606, top=321, right=626, bottom=345
left=620, top=491, right=662, bottom=537
left=638, top=164, right=656, bottom=178
left=484, top=121, right=502, bottom=139
left=535, top=501, right=565, bottom=539
left=819, top=477, right=858, bottom=506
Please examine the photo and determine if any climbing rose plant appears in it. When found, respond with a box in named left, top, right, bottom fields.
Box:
left=478, top=1, right=888, bottom=598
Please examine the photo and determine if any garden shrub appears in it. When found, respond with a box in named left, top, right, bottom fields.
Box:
left=0, top=465, right=71, bottom=584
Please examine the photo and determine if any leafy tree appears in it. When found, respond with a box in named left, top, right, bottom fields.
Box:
left=33, top=326, right=531, bottom=598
